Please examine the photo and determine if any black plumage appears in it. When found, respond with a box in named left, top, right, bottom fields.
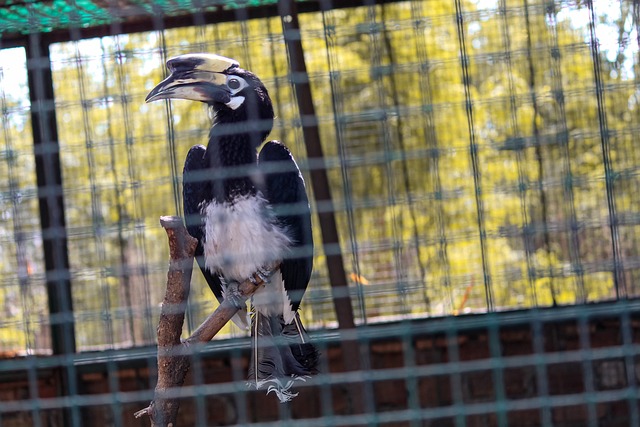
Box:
left=258, top=141, right=314, bottom=310
left=147, top=53, right=317, bottom=402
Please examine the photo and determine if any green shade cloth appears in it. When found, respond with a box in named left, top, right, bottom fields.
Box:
left=0, top=0, right=284, bottom=36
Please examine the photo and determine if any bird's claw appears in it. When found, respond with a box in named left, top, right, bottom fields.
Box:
left=222, top=278, right=245, bottom=310
left=219, top=266, right=275, bottom=309
left=250, top=265, right=275, bottom=285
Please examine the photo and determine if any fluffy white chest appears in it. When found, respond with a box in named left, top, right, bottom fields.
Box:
left=202, top=195, right=291, bottom=282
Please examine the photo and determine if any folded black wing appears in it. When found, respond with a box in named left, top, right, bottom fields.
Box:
left=258, top=141, right=313, bottom=311
left=182, top=144, right=224, bottom=304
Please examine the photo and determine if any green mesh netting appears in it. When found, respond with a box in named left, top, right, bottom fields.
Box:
left=0, top=0, right=283, bottom=36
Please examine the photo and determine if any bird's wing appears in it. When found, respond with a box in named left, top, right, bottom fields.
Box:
left=183, top=145, right=224, bottom=304
left=258, top=141, right=313, bottom=312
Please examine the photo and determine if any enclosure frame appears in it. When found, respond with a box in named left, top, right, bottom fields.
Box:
left=1, top=0, right=639, bottom=425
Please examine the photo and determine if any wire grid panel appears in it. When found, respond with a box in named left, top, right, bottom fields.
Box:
left=0, top=0, right=640, bottom=426
left=0, top=47, right=50, bottom=353
left=24, top=0, right=638, bottom=353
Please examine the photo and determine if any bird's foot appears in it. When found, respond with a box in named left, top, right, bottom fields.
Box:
left=220, top=277, right=246, bottom=310
left=220, top=265, right=275, bottom=309
left=249, top=265, right=275, bottom=286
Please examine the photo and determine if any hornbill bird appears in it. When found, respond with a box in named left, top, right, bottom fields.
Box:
left=146, top=53, right=317, bottom=402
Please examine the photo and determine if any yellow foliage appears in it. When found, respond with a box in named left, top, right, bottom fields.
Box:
left=1, top=1, right=637, bottom=351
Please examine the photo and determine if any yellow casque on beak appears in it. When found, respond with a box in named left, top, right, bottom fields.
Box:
left=167, top=53, right=239, bottom=74
left=145, top=53, right=240, bottom=104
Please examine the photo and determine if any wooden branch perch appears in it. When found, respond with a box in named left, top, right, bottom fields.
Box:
left=134, top=216, right=264, bottom=426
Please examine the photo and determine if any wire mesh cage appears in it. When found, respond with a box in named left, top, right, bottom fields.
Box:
left=1, top=0, right=640, bottom=426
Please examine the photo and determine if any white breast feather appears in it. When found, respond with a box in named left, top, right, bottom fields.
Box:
left=202, top=194, right=291, bottom=282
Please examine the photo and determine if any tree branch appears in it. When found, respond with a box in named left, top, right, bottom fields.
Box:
left=134, top=216, right=264, bottom=426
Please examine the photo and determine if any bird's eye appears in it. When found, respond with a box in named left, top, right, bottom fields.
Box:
left=228, top=78, right=241, bottom=90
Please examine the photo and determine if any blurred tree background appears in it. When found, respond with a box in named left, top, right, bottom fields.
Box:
left=0, top=0, right=638, bottom=352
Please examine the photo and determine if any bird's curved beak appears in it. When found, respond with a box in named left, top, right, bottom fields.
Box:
left=145, top=53, right=239, bottom=104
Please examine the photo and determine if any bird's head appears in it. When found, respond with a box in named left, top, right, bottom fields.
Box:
left=146, top=53, right=274, bottom=142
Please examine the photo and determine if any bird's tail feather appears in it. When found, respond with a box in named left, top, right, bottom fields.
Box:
left=285, top=314, right=319, bottom=373
left=248, top=310, right=318, bottom=403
